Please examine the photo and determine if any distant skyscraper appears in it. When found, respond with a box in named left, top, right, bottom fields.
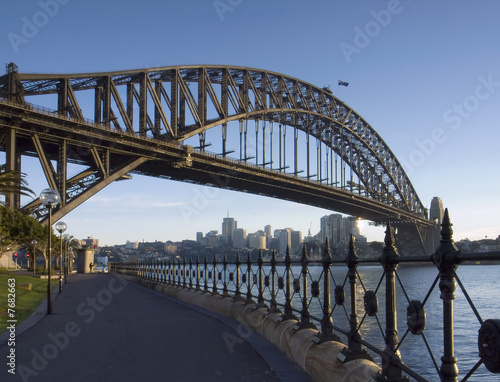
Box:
left=264, top=225, right=272, bottom=238
left=233, top=228, right=247, bottom=248
left=429, top=197, right=444, bottom=224
left=320, top=214, right=364, bottom=252
left=278, top=228, right=292, bottom=255
left=290, top=231, right=302, bottom=255
left=248, top=231, right=266, bottom=249
left=428, top=196, right=444, bottom=251
left=222, top=216, right=237, bottom=241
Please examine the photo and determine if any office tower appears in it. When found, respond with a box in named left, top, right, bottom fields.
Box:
left=222, top=217, right=237, bottom=241
left=429, top=196, right=444, bottom=251
left=233, top=228, right=247, bottom=248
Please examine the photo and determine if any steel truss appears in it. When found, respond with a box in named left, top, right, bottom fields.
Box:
left=0, top=63, right=434, bottom=254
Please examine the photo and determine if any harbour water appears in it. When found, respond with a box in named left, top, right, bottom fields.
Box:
left=282, top=263, right=499, bottom=381
left=151, top=260, right=499, bottom=381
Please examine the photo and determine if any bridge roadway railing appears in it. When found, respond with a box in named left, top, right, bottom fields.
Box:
left=114, top=209, right=500, bottom=382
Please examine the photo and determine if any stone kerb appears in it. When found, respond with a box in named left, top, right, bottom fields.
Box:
left=120, top=274, right=380, bottom=382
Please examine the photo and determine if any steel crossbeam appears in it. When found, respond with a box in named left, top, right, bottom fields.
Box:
left=0, top=64, right=434, bottom=255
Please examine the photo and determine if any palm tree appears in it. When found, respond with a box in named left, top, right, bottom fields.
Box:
left=0, top=164, right=35, bottom=204
left=0, top=164, right=36, bottom=267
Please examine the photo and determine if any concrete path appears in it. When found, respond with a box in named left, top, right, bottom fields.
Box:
left=1, top=273, right=311, bottom=382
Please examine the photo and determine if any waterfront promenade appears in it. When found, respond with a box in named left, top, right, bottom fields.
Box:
left=1, top=273, right=311, bottom=382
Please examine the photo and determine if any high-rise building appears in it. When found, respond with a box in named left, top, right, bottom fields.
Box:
left=233, top=228, right=247, bottom=248
left=196, top=232, right=203, bottom=243
left=222, top=216, right=237, bottom=241
left=428, top=196, right=444, bottom=251
left=320, top=214, right=345, bottom=245
left=320, top=214, right=365, bottom=252
left=248, top=231, right=266, bottom=249
left=290, top=230, right=302, bottom=255
left=264, top=225, right=272, bottom=238
left=278, top=228, right=292, bottom=255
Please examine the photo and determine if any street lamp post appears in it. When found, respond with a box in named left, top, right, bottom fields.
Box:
left=63, top=234, right=69, bottom=283
left=31, top=240, right=37, bottom=276
left=55, top=221, right=67, bottom=293
left=40, top=188, right=61, bottom=315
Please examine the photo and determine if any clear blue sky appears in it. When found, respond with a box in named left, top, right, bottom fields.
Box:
left=1, top=0, right=499, bottom=246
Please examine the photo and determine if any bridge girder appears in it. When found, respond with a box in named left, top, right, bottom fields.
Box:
left=0, top=64, right=434, bottom=254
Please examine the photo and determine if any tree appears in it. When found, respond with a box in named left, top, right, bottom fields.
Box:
left=0, top=205, right=54, bottom=269
left=0, top=164, right=35, bottom=204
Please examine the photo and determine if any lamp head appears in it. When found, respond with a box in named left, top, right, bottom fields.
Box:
left=40, top=188, right=61, bottom=207
left=55, top=221, right=67, bottom=233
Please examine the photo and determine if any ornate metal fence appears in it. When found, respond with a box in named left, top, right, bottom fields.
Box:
left=112, top=209, right=500, bottom=382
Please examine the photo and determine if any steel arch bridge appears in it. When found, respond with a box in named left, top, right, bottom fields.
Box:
left=0, top=63, right=435, bottom=255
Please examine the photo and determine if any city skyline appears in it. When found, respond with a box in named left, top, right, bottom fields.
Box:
left=1, top=1, right=499, bottom=246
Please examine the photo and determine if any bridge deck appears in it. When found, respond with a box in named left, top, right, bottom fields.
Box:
left=0, top=273, right=310, bottom=382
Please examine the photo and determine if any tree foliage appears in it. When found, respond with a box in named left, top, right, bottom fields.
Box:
left=0, top=164, right=35, bottom=203
left=0, top=205, right=47, bottom=252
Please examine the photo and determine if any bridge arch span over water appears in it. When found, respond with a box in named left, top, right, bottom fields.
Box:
left=0, top=63, right=435, bottom=254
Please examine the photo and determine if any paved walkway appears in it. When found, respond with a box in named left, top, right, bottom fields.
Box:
left=1, top=273, right=311, bottom=382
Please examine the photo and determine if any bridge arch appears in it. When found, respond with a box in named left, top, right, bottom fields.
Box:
left=0, top=64, right=433, bottom=254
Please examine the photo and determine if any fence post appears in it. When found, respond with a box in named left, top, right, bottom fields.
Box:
left=182, top=258, right=187, bottom=288
left=223, top=255, right=229, bottom=296
left=270, top=250, right=279, bottom=313
left=342, top=235, right=373, bottom=362
left=295, top=245, right=316, bottom=330
left=195, top=256, right=201, bottom=291
left=375, top=223, right=409, bottom=382
left=314, top=239, right=341, bottom=343
left=257, top=250, right=266, bottom=308
left=213, top=255, right=219, bottom=295
left=246, top=253, right=254, bottom=303
left=432, top=209, right=459, bottom=382
left=189, top=258, right=193, bottom=289
left=169, top=259, right=174, bottom=286
left=282, top=246, right=298, bottom=321
left=235, top=252, right=243, bottom=300
left=155, top=259, right=159, bottom=282
left=204, top=256, right=209, bottom=293
left=177, top=259, right=182, bottom=286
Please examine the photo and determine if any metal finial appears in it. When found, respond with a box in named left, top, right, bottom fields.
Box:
left=347, top=234, right=358, bottom=267
left=384, top=222, right=395, bottom=247
left=300, top=244, right=309, bottom=264
left=323, top=238, right=332, bottom=261
left=285, top=245, right=291, bottom=263
left=271, top=249, right=277, bottom=266
left=440, top=208, right=454, bottom=244
left=258, top=249, right=263, bottom=266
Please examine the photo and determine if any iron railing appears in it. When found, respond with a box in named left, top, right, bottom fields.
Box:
left=112, top=209, right=500, bottom=382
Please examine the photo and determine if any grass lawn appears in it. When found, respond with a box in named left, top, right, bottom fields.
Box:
left=0, top=272, right=48, bottom=335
